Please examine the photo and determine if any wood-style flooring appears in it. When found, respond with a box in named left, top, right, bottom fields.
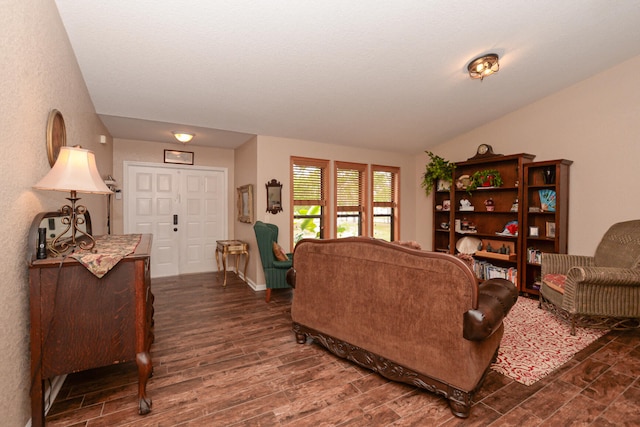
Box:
left=46, top=272, right=640, bottom=426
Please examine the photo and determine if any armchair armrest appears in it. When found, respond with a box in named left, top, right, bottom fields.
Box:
left=273, top=259, right=293, bottom=269
left=463, top=278, right=518, bottom=341
left=567, top=266, right=640, bottom=286
left=542, top=253, right=594, bottom=276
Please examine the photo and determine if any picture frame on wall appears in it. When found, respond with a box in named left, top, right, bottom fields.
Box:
left=546, top=222, right=556, bottom=238
left=237, top=184, right=253, bottom=223
left=164, top=149, right=194, bottom=165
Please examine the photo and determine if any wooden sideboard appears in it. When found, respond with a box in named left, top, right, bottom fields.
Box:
left=28, top=226, right=154, bottom=427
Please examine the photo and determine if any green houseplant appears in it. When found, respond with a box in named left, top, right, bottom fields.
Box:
left=421, top=151, right=455, bottom=196
left=467, top=169, right=503, bottom=193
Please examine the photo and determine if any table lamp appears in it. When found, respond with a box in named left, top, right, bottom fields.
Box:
left=33, top=146, right=113, bottom=255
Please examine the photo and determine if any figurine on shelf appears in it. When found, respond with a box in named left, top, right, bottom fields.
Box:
left=460, top=198, right=474, bottom=211
left=510, top=198, right=519, bottom=212
left=496, top=220, right=518, bottom=236
left=484, top=198, right=495, bottom=211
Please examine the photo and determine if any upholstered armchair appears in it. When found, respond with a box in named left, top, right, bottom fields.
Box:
left=253, top=221, right=292, bottom=302
left=540, top=220, right=640, bottom=335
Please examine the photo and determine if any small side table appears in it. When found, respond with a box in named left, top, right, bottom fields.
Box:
left=215, top=240, right=249, bottom=286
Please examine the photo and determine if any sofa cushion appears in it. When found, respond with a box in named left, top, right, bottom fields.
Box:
left=543, top=273, right=566, bottom=294
left=273, top=242, right=288, bottom=261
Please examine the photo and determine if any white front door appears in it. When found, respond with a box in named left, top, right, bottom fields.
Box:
left=179, top=169, right=226, bottom=274
left=124, top=162, right=227, bottom=278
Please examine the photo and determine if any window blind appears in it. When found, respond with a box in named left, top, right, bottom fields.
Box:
left=293, top=163, right=326, bottom=206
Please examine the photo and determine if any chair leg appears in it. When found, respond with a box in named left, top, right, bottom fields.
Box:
left=265, top=288, right=272, bottom=303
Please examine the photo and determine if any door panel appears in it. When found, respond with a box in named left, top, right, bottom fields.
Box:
left=179, top=170, right=225, bottom=274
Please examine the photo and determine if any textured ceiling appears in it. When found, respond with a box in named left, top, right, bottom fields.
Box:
left=54, top=1, right=640, bottom=153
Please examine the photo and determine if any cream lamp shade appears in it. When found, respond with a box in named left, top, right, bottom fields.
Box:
left=33, top=146, right=112, bottom=255
left=34, top=146, right=113, bottom=194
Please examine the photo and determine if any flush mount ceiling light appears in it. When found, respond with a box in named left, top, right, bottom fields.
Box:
left=172, top=131, right=195, bottom=144
left=467, top=53, right=499, bottom=81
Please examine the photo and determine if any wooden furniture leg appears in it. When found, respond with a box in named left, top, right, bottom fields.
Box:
left=221, top=251, right=228, bottom=286
left=265, top=288, right=272, bottom=303
left=136, top=351, right=152, bottom=415
left=242, top=250, right=249, bottom=281
left=30, top=377, right=45, bottom=427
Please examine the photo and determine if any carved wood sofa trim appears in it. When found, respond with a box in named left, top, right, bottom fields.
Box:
left=293, top=322, right=495, bottom=418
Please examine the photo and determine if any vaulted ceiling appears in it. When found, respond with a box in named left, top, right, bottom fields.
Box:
left=54, top=1, right=640, bottom=153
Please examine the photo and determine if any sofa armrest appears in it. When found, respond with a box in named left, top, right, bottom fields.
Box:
left=286, top=267, right=296, bottom=289
left=463, top=278, right=518, bottom=341
left=542, top=253, right=594, bottom=276
left=568, top=266, right=640, bottom=286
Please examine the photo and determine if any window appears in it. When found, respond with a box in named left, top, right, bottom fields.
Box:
left=291, top=157, right=329, bottom=246
left=335, top=162, right=367, bottom=238
left=372, top=165, right=399, bottom=241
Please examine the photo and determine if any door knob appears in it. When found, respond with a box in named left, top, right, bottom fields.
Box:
left=174, top=228, right=178, bottom=232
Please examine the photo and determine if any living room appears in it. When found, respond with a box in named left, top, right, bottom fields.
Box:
left=3, top=1, right=640, bottom=425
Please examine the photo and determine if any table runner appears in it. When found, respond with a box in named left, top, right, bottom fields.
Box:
left=71, top=234, right=142, bottom=278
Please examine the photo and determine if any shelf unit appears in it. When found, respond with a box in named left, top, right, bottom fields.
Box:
left=433, top=153, right=535, bottom=289
left=433, top=186, right=454, bottom=253
left=520, top=159, right=572, bottom=295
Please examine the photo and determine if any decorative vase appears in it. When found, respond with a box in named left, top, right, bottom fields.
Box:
left=542, top=167, right=555, bottom=184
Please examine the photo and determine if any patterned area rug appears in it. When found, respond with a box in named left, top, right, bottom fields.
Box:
left=491, top=296, right=608, bottom=385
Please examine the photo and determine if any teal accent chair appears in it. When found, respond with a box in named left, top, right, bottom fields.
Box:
left=253, top=221, right=293, bottom=302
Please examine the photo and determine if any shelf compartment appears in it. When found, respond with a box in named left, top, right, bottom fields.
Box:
left=475, top=250, right=517, bottom=261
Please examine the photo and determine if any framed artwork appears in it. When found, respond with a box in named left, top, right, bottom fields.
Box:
left=529, top=226, right=539, bottom=237
left=266, top=179, right=283, bottom=214
left=237, top=184, right=253, bottom=223
left=442, top=200, right=451, bottom=211
left=546, top=222, right=556, bottom=238
left=164, top=149, right=194, bottom=165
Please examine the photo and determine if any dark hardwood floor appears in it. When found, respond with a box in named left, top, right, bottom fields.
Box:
left=46, top=272, right=640, bottom=426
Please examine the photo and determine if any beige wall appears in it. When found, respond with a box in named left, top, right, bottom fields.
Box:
left=414, top=55, right=640, bottom=255
left=0, top=0, right=111, bottom=424
left=234, top=137, right=259, bottom=284
left=111, top=139, right=236, bottom=237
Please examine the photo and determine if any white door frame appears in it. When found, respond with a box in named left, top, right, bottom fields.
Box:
left=123, top=161, right=229, bottom=274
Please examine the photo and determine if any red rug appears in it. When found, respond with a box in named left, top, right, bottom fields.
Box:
left=491, top=296, right=608, bottom=386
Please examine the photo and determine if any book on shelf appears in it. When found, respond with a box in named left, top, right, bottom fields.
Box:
left=470, top=259, right=518, bottom=286
left=526, top=247, right=542, bottom=264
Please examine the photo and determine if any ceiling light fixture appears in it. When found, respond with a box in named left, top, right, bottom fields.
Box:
left=172, top=131, right=195, bottom=144
left=467, top=53, right=499, bottom=81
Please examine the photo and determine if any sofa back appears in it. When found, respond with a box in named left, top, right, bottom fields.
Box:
left=594, top=220, right=640, bottom=268
left=290, top=237, right=500, bottom=391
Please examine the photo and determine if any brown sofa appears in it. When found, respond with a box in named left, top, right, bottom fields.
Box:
left=286, top=237, right=518, bottom=418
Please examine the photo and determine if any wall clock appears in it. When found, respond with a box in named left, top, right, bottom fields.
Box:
left=46, top=109, right=66, bottom=167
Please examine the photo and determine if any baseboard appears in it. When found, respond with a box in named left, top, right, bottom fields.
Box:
left=25, top=374, right=67, bottom=427
left=237, top=270, right=266, bottom=291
